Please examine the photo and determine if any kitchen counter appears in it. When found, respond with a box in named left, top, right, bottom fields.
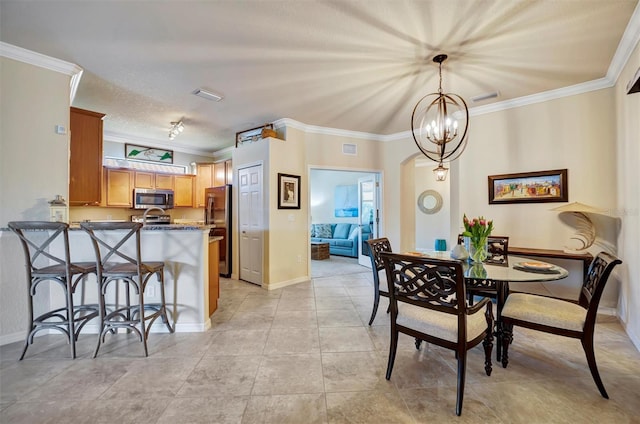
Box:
left=1, top=224, right=219, bottom=336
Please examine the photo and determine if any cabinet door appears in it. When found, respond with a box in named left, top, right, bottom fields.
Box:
left=208, top=239, right=220, bottom=316
left=225, top=159, right=233, bottom=185
left=155, top=174, right=174, bottom=190
left=195, top=163, right=214, bottom=208
left=105, top=168, right=133, bottom=207
left=69, top=107, right=105, bottom=206
left=134, top=171, right=155, bottom=189
left=174, top=175, right=194, bottom=207
left=214, top=162, right=226, bottom=187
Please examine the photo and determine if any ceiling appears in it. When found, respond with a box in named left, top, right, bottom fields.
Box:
left=1, top=1, right=638, bottom=156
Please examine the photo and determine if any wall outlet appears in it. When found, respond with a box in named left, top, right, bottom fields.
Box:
left=297, top=254, right=302, bottom=263
left=106, top=215, right=112, bottom=220
left=146, top=286, right=156, bottom=297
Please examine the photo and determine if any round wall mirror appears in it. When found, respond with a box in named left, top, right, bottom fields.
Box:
left=417, top=189, right=443, bottom=214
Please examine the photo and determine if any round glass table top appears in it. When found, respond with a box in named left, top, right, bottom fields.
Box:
left=409, top=251, right=569, bottom=283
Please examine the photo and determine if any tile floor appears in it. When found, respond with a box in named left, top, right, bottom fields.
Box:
left=1, top=268, right=640, bottom=423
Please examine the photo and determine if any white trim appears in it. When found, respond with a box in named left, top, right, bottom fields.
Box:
left=0, top=331, right=26, bottom=347
left=0, top=42, right=84, bottom=103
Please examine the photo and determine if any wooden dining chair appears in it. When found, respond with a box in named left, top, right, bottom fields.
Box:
left=365, top=237, right=392, bottom=325
left=500, top=251, right=622, bottom=398
left=457, top=234, right=509, bottom=304
left=380, top=252, right=494, bottom=416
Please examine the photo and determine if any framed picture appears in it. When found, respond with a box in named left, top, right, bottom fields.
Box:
left=488, top=169, right=568, bottom=204
left=125, top=144, right=173, bottom=163
left=334, top=184, right=358, bottom=217
left=278, top=173, right=301, bottom=209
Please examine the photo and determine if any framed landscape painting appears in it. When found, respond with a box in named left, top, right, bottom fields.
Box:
left=488, top=169, right=568, bottom=204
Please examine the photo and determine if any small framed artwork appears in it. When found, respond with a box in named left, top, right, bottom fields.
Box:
left=125, top=144, right=173, bottom=163
left=488, top=169, right=568, bottom=204
left=278, top=173, right=301, bottom=209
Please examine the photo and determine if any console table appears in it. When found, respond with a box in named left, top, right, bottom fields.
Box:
left=509, top=247, right=593, bottom=276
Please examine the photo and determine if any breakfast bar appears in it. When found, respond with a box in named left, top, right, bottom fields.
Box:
left=3, top=224, right=221, bottom=336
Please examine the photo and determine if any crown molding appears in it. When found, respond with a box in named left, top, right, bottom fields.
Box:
left=103, top=130, right=216, bottom=158
left=0, top=42, right=83, bottom=103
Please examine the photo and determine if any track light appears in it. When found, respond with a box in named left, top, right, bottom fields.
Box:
left=169, top=121, right=184, bottom=140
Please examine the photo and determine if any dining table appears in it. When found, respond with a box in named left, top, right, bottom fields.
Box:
left=412, top=250, right=569, bottom=360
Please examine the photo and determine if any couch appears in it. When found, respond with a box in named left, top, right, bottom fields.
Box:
left=310, top=223, right=372, bottom=258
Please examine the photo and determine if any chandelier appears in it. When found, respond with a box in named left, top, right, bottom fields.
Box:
left=411, top=54, right=469, bottom=181
left=169, top=120, right=184, bottom=140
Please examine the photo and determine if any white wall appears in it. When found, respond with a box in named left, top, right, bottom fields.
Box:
left=413, top=159, right=452, bottom=251
left=0, top=56, right=71, bottom=342
left=615, top=41, right=640, bottom=348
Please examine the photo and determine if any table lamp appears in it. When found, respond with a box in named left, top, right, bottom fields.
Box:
left=550, top=202, right=604, bottom=254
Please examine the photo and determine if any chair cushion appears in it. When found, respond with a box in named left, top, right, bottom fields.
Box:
left=396, top=301, right=489, bottom=343
left=315, top=224, right=333, bottom=238
left=502, top=293, right=586, bottom=332
left=333, top=223, right=352, bottom=239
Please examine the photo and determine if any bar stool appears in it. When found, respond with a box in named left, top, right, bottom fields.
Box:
left=80, top=222, right=174, bottom=357
left=8, top=221, right=99, bottom=359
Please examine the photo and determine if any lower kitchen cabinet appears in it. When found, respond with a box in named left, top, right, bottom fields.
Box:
left=208, top=237, right=220, bottom=316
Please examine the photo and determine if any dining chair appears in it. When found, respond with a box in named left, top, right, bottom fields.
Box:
left=80, top=222, right=174, bottom=357
left=365, top=237, right=392, bottom=325
left=380, top=252, right=494, bottom=416
left=500, top=251, right=622, bottom=398
left=457, top=234, right=509, bottom=304
left=8, top=221, right=99, bottom=359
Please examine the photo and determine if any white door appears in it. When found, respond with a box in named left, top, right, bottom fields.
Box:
left=238, top=164, right=264, bottom=285
left=358, top=174, right=380, bottom=267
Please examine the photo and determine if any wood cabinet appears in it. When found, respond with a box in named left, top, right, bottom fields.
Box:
left=208, top=238, right=220, bottom=316
left=155, top=174, right=174, bottom=190
left=174, top=175, right=194, bottom=207
left=104, top=168, right=133, bottom=207
left=225, top=159, right=233, bottom=185
left=134, top=171, right=174, bottom=190
left=69, top=107, right=105, bottom=206
left=214, top=162, right=226, bottom=187
left=195, top=163, right=214, bottom=208
left=104, top=168, right=194, bottom=208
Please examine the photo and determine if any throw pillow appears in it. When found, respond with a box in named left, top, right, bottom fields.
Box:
left=310, top=224, right=316, bottom=237
left=315, top=224, right=333, bottom=238
left=348, top=225, right=360, bottom=239
left=333, top=223, right=352, bottom=239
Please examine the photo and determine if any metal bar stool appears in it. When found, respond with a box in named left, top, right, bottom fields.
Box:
left=80, top=222, right=174, bottom=357
left=8, top=221, right=99, bottom=359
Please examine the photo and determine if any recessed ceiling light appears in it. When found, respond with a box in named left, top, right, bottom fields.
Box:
left=192, top=88, right=224, bottom=102
left=471, top=91, right=500, bottom=102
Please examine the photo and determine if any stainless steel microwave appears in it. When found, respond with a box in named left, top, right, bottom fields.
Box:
left=133, top=188, right=174, bottom=209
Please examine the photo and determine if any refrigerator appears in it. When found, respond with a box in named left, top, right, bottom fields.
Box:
left=205, top=185, right=232, bottom=277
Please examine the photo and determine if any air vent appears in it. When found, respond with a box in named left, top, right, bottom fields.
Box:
left=342, top=143, right=357, bottom=155
left=192, top=88, right=224, bottom=102
left=471, top=91, right=500, bottom=102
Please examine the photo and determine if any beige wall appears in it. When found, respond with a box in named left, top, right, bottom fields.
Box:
left=0, top=57, right=71, bottom=342
left=615, top=41, right=640, bottom=347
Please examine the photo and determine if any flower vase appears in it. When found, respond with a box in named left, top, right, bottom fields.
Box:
left=464, top=236, right=488, bottom=264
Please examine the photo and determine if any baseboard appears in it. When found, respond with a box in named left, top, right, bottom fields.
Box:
left=0, top=331, right=27, bottom=346
left=266, top=276, right=311, bottom=290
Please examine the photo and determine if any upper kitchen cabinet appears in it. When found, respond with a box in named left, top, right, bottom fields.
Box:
left=225, top=159, right=233, bottom=185
left=69, top=107, right=105, bottom=206
left=214, top=162, right=226, bottom=187
left=134, top=171, right=174, bottom=190
left=194, top=163, right=214, bottom=208
left=174, top=174, right=195, bottom=207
